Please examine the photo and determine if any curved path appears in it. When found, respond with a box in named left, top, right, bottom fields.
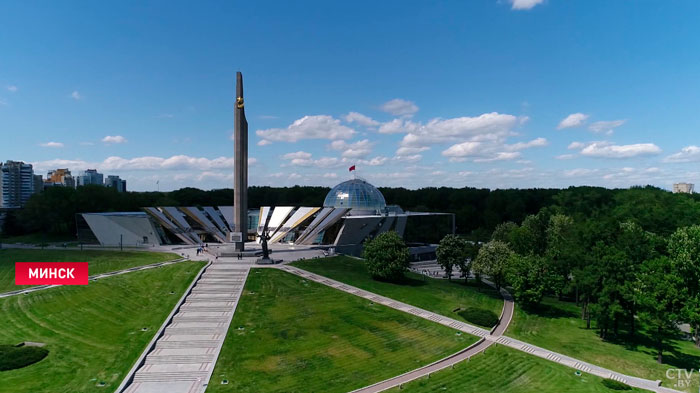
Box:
left=278, top=265, right=514, bottom=393
left=278, top=265, right=679, bottom=393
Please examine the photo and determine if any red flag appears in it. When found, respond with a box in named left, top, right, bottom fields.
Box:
left=349, top=165, right=356, bottom=172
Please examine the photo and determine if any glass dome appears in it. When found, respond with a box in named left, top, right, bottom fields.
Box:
left=323, top=179, right=387, bottom=213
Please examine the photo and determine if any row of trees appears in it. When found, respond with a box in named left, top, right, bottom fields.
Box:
left=3, top=184, right=563, bottom=239
left=7, top=183, right=700, bottom=245
left=469, top=207, right=700, bottom=364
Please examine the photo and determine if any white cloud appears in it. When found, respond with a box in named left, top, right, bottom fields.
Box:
left=474, top=152, right=522, bottom=163
left=505, top=137, right=548, bottom=151
left=378, top=118, right=420, bottom=134
left=664, top=146, right=700, bottom=163
left=557, top=113, right=589, bottom=130
left=510, top=0, right=544, bottom=10
left=441, top=136, right=545, bottom=163
left=31, top=154, right=257, bottom=173
left=102, top=135, right=127, bottom=144
left=7, top=86, right=17, bottom=93
left=329, top=139, right=373, bottom=158
left=282, top=151, right=312, bottom=160
left=588, top=119, right=626, bottom=134
left=257, top=139, right=272, bottom=146
left=393, top=154, right=422, bottom=163
left=40, top=141, right=64, bottom=148
left=399, top=112, right=518, bottom=149
left=344, top=112, right=379, bottom=127
left=442, top=141, right=482, bottom=161
left=256, top=115, right=356, bottom=143
left=70, top=91, right=82, bottom=100
left=555, top=154, right=575, bottom=160
left=280, top=151, right=341, bottom=168
left=380, top=98, right=419, bottom=117
left=563, top=168, right=599, bottom=177
left=569, top=141, right=661, bottom=158
left=396, top=146, right=429, bottom=155
left=568, top=141, right=585, bottom=150
left=322, top=173, right=338, bottom=179
left=357, top=156, right=389, bottom=166
left=0, top=98, right=7, bottom=106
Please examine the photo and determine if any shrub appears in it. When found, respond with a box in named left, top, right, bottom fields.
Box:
left=0, top=345, right=49, bottom=371
left=458, top=307, right=499, bottom=328
left=363, top=231, right=410, bottom=282
left=601, top=379, right=632, bottom=390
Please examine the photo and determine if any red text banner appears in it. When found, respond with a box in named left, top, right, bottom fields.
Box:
left=15, top=262, right=89, bottom=285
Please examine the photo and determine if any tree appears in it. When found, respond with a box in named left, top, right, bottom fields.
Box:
left=491, top=222, right=518, bottom=243
left=473, top=240, right=512, bottom=290
left=545, top=214, right=577, bottom=297
left=616, top=221, right=655, bottom=338
left=507, top=254, right=551, bottom=308
left=363, top=231, right=410, bottom=282
left=637, top=256, right=685, bottom=364
left=436, top=234, right=470, bottom=282
left=668, top=225, right=700, bottom=347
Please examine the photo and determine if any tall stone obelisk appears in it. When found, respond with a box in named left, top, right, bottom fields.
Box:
left=233, top=72, right=248, bottom=251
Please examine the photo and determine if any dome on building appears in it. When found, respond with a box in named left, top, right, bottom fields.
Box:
left=323, top=178, right=387, bottom=213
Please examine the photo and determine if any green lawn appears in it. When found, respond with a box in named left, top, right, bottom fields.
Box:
left=291, top=256, right=503, bottom=328
left=0, top=261, right=205, bottom=393
left=508, top=297, right=700, bottom=392
left=0, top=249, right=181, bottom=294
left=387, top=344, right=649, bottom=393
left=206, top=268, right=474, bottom=393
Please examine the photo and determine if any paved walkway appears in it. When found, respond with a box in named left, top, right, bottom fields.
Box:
left=119, top=260, right=250, bottom=393
left=279, top=265, right=679, bottom=393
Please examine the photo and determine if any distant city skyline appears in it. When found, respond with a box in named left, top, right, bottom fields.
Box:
left=2, top=1, right=700, bottom=191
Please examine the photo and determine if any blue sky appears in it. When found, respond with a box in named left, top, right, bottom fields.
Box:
left=2, top=0, right=700, bottom=191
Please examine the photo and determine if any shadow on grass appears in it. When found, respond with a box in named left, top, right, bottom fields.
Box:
left=458, top=307, right=500, bottom=328
left=521, top=302, right=578, bottom=319
left=373, top=274, right=428, bottom=287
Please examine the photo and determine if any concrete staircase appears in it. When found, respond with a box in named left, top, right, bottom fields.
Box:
left=121, top=263, right=249, bottom=393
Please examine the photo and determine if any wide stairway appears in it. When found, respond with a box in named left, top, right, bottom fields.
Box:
left=122, top=262, right=250, bottom=393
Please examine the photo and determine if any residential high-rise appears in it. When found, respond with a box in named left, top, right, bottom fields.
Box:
left=77, top=169, right=104, bottom=186
left=105, top=175, right=127, bottom=192
left=673, top=183, right=694, bottom=194
left=0, top=160, right=38, bottom=208
left=46, top=168, right=76, bottom=188
left=33, top=174, right=43, bottom=193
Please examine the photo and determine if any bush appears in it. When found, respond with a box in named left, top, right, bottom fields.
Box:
left=0, top=345, right=49, bottom=371
left=601, top=379, right=631, bottom=390
left=458, top=307, right=500, bottom=328
left=363, top=231, right=410, bottom=282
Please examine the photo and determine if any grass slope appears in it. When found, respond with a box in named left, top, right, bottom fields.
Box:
left=508, top=297, right=700, bottom=392
left=206, top=268, right=474, bottom=393
left=0, top=261, right=205, bottom=393
left=388, top=345, right=649, bottom=393
left=291, top=256, right=503, bottom=328
left=0, top=249, right=181, bottom=294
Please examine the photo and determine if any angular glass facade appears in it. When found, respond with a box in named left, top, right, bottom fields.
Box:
left=323, top=179, right=386, bottom=213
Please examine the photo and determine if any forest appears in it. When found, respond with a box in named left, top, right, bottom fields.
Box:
left=4, top=184, right=700, bottom=242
